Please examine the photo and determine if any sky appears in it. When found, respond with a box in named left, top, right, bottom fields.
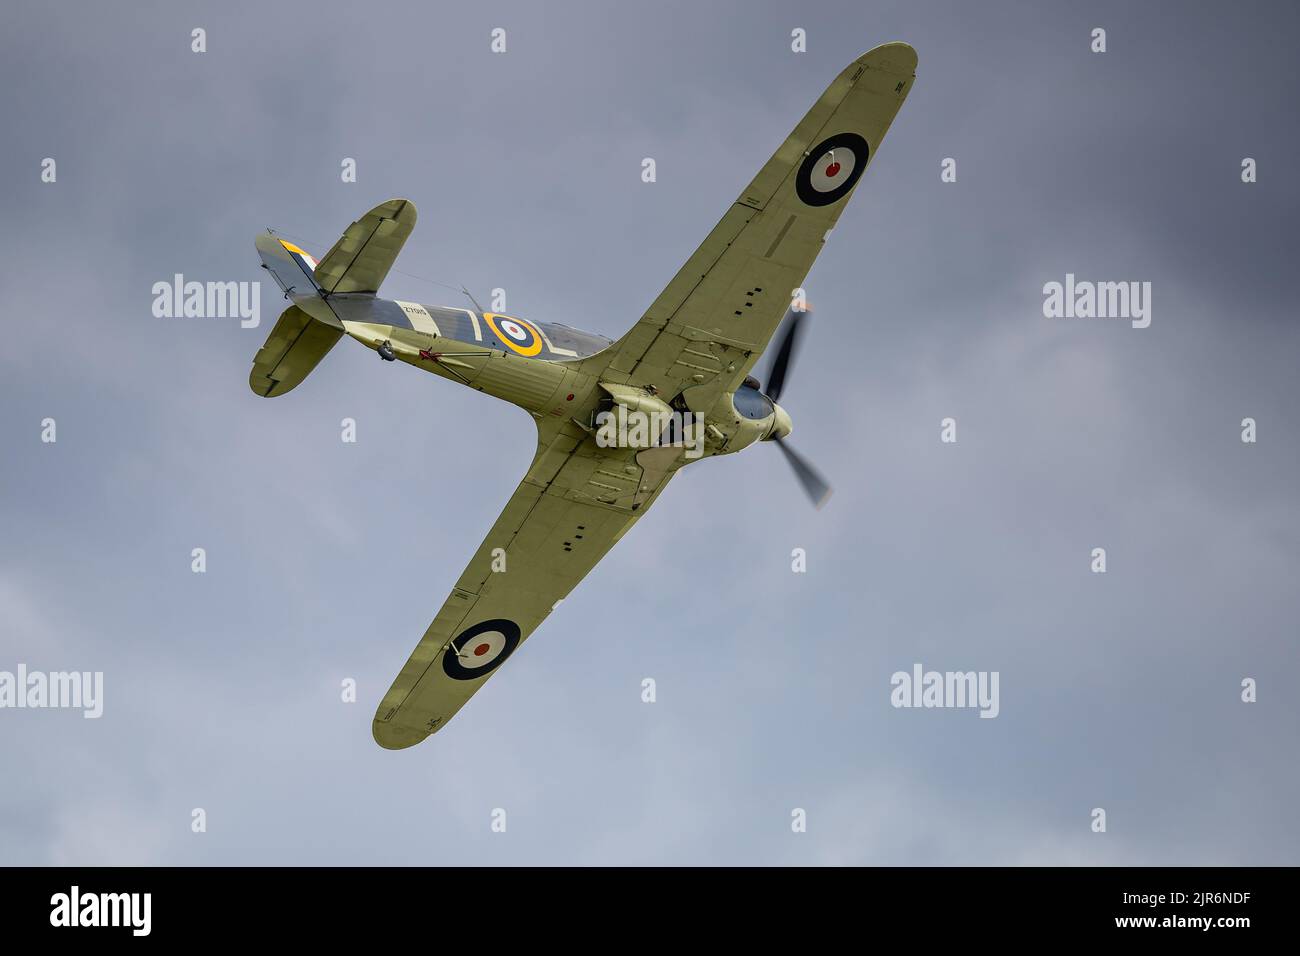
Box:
left=1, top=0, right=1297, bottom=865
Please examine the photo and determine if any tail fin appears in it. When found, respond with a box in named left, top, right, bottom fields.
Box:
left=256, top=232, right=325, bottom=298
left=249, top=199, right=417, bottom=397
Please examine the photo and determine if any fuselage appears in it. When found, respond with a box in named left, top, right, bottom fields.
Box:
left=350, top=297, right=614, bottom=362
left=329, top=294, right=790, bottom=458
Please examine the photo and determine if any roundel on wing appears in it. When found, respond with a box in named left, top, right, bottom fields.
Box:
left=483, top=313, right=544, bottom=356
left=795, top=133, right=870, bottom=207
left=442, top=619, right=522, bottom=680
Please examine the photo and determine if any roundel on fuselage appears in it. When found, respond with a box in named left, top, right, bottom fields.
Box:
left=483, top=313, right=544, bottom=356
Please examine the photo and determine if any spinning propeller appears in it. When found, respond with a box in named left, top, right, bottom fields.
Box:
left=760, top=309, right=833, bottom=510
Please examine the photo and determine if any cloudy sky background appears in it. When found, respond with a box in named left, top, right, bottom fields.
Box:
left=1, top=0, right=1297, bottom=865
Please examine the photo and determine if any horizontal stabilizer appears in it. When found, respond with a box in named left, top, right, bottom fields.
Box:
left=313, top=198, right=417, bottom=294
left=249, top=304, right=344, bottom=397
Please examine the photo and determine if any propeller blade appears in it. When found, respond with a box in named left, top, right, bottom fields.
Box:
left=774, top=437, right=833, bottom=510
left=764, top=308, right=810, bottom=404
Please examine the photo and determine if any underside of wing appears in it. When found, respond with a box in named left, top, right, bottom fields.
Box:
left=372, top=420, right=679, bottom=748
left=586, top=43, right=917, bottom=409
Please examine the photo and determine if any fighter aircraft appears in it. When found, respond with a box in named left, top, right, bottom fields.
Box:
left=250, top=43, right=916, bottom=748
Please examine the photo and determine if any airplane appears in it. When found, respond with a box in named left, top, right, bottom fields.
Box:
left=249, top=43, right=917, bottom=749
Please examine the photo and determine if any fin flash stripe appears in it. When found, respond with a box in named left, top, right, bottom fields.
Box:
left=278, top=239, right=319, bottom=272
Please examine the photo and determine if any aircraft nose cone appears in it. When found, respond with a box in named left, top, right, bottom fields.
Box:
left=769, top=403, right=793, bottom=441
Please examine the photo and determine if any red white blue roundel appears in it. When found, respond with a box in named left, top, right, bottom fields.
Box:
left=795, top=133, right=870, bottom=207
left=483, top=313, right=544, bottom=356
left=443, top=619, right=521, bottom=680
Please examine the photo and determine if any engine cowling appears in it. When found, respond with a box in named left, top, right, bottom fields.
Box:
left=711, top=383, right=791, bottom=454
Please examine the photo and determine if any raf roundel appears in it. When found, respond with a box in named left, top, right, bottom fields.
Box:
left=795, top=133, right=870, bottom=208
left=442, top=619, right=522, bottom=681
left=483, top=313, right=544, bottom=357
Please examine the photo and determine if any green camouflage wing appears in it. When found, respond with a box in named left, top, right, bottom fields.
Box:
left=372, top=418, right=676, bottom=748
left=584, top=44, right=916, bottom=410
